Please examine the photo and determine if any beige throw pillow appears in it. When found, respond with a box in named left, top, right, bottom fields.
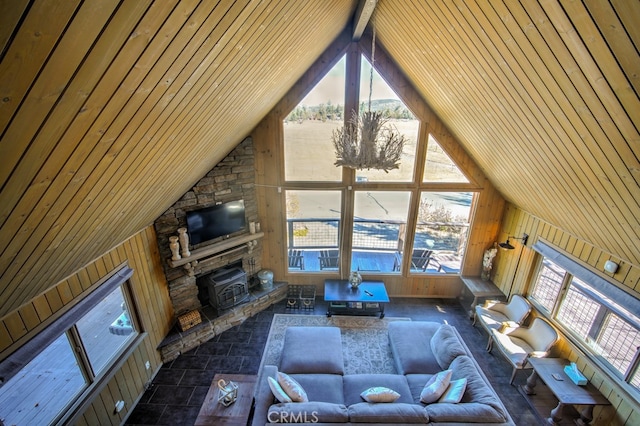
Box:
left=277, top=371, right=309, bottom=402
left=420, top=369, right=452, bottom=403
left=268, top=376, right=292, bottom=403
left=360, top=386, right=401, bottom=403
left=438, top=378, right=467, bottom=403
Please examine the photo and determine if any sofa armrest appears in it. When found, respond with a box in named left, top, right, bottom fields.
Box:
left=251, top=365, right=277, bottom=426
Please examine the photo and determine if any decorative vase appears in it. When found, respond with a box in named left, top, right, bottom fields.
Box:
left=177, top=227, right=190, bottom=257
left=169, top=236, right=181, bottom=261
left=348, top=271, right=362, bottom=289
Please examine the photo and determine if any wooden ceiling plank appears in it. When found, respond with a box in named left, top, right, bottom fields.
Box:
left=409, top=0, right=572, bottom=217
left=0, top=0, right=81, bottom=134
left=519, top=0, right=640, bottom=259
left=0, top=0, right=30, bottom=57
left=13, top=0, right=324, bottom=300
left=552, top=0, right=640, bottom=159
left=0, top=0, right=153, bottom=232
left=37, top=0, right=340, bottom=290
left=475, top=0, right=635, bottom=259
left=464, top=3, right=624, bottom=250
left=0, top=0, right=200, bottom=311
left=0, top=0, right=120, bottom=188
left=0, top=0, right=181, bottom=274
left=610, top=0, right=640, bottom=54
left=583, top=0, right=640, bottom=96
left=5, top=3, right=235, bottom=302
left=442, top=0, right=608, bottom=246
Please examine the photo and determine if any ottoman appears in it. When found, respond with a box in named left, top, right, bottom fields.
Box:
left=279, top=326, right=344, bottom=375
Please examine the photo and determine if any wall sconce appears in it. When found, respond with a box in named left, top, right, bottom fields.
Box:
left=498, top=233, right=529, bottom=250
left=604, top=260, right=619, bottom=274
left=499, top=233, right=529, bottom=295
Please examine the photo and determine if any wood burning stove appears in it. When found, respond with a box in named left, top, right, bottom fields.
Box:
left=198, top=267, right=248, bottom=310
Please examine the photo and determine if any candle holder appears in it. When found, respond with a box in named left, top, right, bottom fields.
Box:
left=217, top=378, right=238, bottom=406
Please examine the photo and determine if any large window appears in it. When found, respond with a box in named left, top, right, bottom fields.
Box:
left=282, top=46, right=475, bottom=274
left=530, top=242, right=640, bottom=394
left=0, top=268, right=140, bottom=425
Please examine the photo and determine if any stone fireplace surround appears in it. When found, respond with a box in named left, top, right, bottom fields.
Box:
left=154, top=137, right=286, bottom=361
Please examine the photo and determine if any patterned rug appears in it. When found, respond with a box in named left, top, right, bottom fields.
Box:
left=260, top=314, right=411, bottom=375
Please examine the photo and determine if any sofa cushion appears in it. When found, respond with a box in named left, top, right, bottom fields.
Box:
left=277, top=371, right=308, bottom=402
left=360, top=386, right=401, bottom=403
left=426, top=401, right=506, bottom=423
left=420, top=369, right=452, bottom=403
left=388, top=321, right=442, bottom=374
left=438, top=378, right=467, bottom=403
left=268, top=376, right=292, bottom=403
left=287, top=373, right=344, bottom=404
left=430, top=324, right=467, bottom=369
left=343, top=374, right=413, bottom=406
left=348, top=402, right=429, bottom=423
left=449, top=356, right=507, bottom=418
left=279, top=327, right=344, bottom=374
left=268, top=402, right=349, bottom=423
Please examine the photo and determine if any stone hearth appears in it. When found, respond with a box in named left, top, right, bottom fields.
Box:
left=158, top=282, right=287, bottom=362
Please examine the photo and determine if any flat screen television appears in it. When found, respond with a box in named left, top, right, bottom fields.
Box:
left=186, top=200, right=246, bottom=245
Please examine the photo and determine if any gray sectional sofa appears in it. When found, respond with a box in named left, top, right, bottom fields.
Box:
left=251, top=321, right=514, bottom=425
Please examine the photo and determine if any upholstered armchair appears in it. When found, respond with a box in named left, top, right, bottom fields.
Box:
left=489, top=317, right=559, bottom=384
left=473, top=294, right=532, bottom=349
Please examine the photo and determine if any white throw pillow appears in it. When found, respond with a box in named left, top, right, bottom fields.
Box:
left=277, top=371, right=309, bottom=402
left=268, top=376, right=292, bottom=403
left=360, top=386, right=401, bottom=403
left=438, top=378, right=467, bottom=403
left=420, top=369, right=453, bottom=403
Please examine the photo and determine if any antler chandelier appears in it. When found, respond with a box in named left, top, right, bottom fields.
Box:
left=332, top=25, right=406, bottom=172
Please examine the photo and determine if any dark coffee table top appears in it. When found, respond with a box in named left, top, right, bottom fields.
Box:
left=324, top=279, right=389, bottom=303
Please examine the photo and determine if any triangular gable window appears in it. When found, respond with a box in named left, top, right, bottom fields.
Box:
left=355, top=56, right=417, bottom=182
left=423, top=134, right=469, bottom=183
left=283, top=56, right=346, bottom=182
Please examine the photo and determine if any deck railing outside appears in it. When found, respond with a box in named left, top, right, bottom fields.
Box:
left=286, top=218, right=468, bottom=273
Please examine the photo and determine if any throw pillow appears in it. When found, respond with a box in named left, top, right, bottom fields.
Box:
left=277, top=371, right=309, bottom=402
left=438, top=378, right=467, bottom=403
left=360, top=387, right=401, bottom=403
left=268, top=376, right=292, bottom=403
left=420, top=369, right=453, bottom=403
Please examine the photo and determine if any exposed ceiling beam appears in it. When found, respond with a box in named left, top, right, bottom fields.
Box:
left=352, top=0, right=377, bottom=41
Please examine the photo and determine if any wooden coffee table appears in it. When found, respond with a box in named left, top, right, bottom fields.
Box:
left=324, top=279, right=389, bottom=318
left=195, top=374, right=256, bottom=426
left=521, top=358, right=610, bottom=425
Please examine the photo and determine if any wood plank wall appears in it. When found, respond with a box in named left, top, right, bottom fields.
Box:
left=252, top=30, right=506, bottom=299
left=0, top=226, right=173, bottom=425
left=493, top=204, right=640, bottom=425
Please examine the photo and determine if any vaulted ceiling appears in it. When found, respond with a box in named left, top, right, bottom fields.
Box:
left=0, top=0, right=638, bottom=317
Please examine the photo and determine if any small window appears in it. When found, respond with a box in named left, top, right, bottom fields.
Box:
left=76, top=286, right=137, bottom=376
left=0, top=267, right=139, bottom=424
left=0, top=334, right=86, bottom=426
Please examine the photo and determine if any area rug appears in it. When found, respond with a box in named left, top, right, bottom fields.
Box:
left=260, top=314, right=411, bottom=375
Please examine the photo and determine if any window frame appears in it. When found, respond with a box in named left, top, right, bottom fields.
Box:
left=528, top=240, right=640, bottom=398
left=0, top=265, right=146, bottom=425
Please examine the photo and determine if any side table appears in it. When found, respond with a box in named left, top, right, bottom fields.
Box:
left=521, top=358, right=610, bottom=425
left=195, top=373, right=256, bottom=426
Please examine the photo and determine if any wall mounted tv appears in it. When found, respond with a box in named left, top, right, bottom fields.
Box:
left=186, top=200, right=246, bottom=245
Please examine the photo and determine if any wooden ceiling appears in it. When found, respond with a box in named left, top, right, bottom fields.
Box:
left=0, top=0, right=638, bottom=317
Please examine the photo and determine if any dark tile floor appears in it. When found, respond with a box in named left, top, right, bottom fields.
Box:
left=125, top=298, right=539, bottom=425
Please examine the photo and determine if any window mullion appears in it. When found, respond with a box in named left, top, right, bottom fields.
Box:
left=550, top=273, right=572, bottom=319
left=67, top=326, right=95, bottom=382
